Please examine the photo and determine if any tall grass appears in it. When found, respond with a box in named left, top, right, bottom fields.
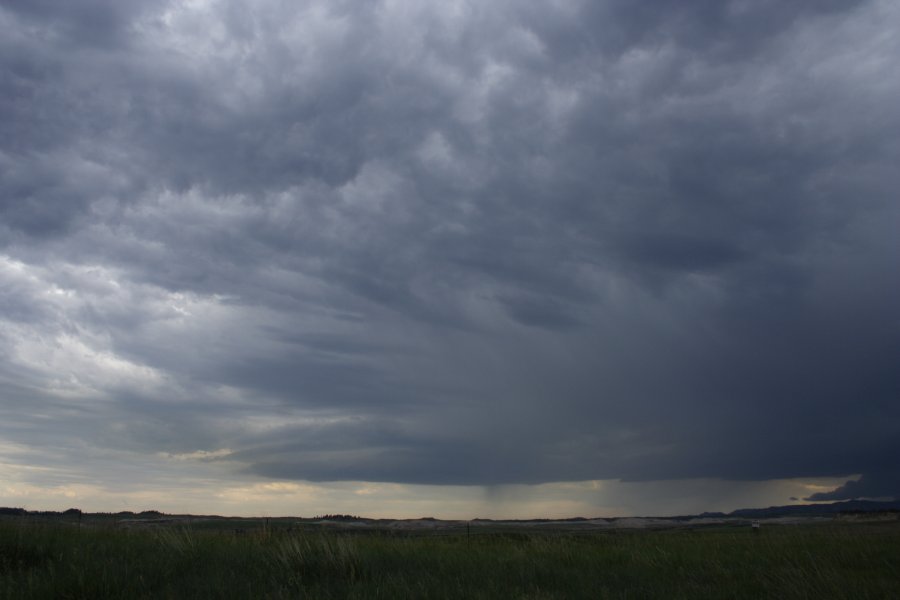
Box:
left=1, top=519, right=898, bottom=598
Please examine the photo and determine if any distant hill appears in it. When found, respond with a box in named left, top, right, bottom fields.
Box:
left=726, top=499, right=900, bottom=518
left=2, top=499, right=898, bottom=521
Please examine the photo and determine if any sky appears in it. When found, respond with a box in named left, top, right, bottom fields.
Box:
left=1, top=0, right=898, bottom=519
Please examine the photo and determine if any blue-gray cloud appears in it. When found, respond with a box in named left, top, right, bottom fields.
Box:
left=805, top=472, right=900, bottom=502
left=0, top=0, right=898, bottom=500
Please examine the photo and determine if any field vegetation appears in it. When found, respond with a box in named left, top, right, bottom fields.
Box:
left=1, top=515, right=898, bottom=598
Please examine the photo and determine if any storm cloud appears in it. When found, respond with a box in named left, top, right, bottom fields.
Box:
left=1, top=0, right=898, bottom=511
left=805, top=471, right=900, bottom=502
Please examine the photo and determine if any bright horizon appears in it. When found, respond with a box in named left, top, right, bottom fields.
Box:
left=3, top=469, right=858, bottom=520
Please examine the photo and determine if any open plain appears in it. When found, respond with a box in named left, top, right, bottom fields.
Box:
left=2, top=511, right=898, bottom=598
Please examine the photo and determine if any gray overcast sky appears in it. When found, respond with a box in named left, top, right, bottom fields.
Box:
left=1, top=0, right=898, bottom=517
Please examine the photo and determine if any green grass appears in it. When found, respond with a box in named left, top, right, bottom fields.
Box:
left=1, top=519, right=898, bottom=598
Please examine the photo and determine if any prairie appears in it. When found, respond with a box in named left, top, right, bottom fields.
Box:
left=1, top=515, right=898, bottom=598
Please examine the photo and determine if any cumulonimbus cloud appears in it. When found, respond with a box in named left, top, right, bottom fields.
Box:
left=0, top=0, right=898, bottom=493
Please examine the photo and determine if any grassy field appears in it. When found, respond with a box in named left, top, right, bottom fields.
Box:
left=1, top=517, right=898, bottom=598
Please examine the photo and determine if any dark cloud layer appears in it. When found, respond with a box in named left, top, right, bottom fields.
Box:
left=805, top=472, right=900, bottom=502
left=1, top=0, right=898, bottom=502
